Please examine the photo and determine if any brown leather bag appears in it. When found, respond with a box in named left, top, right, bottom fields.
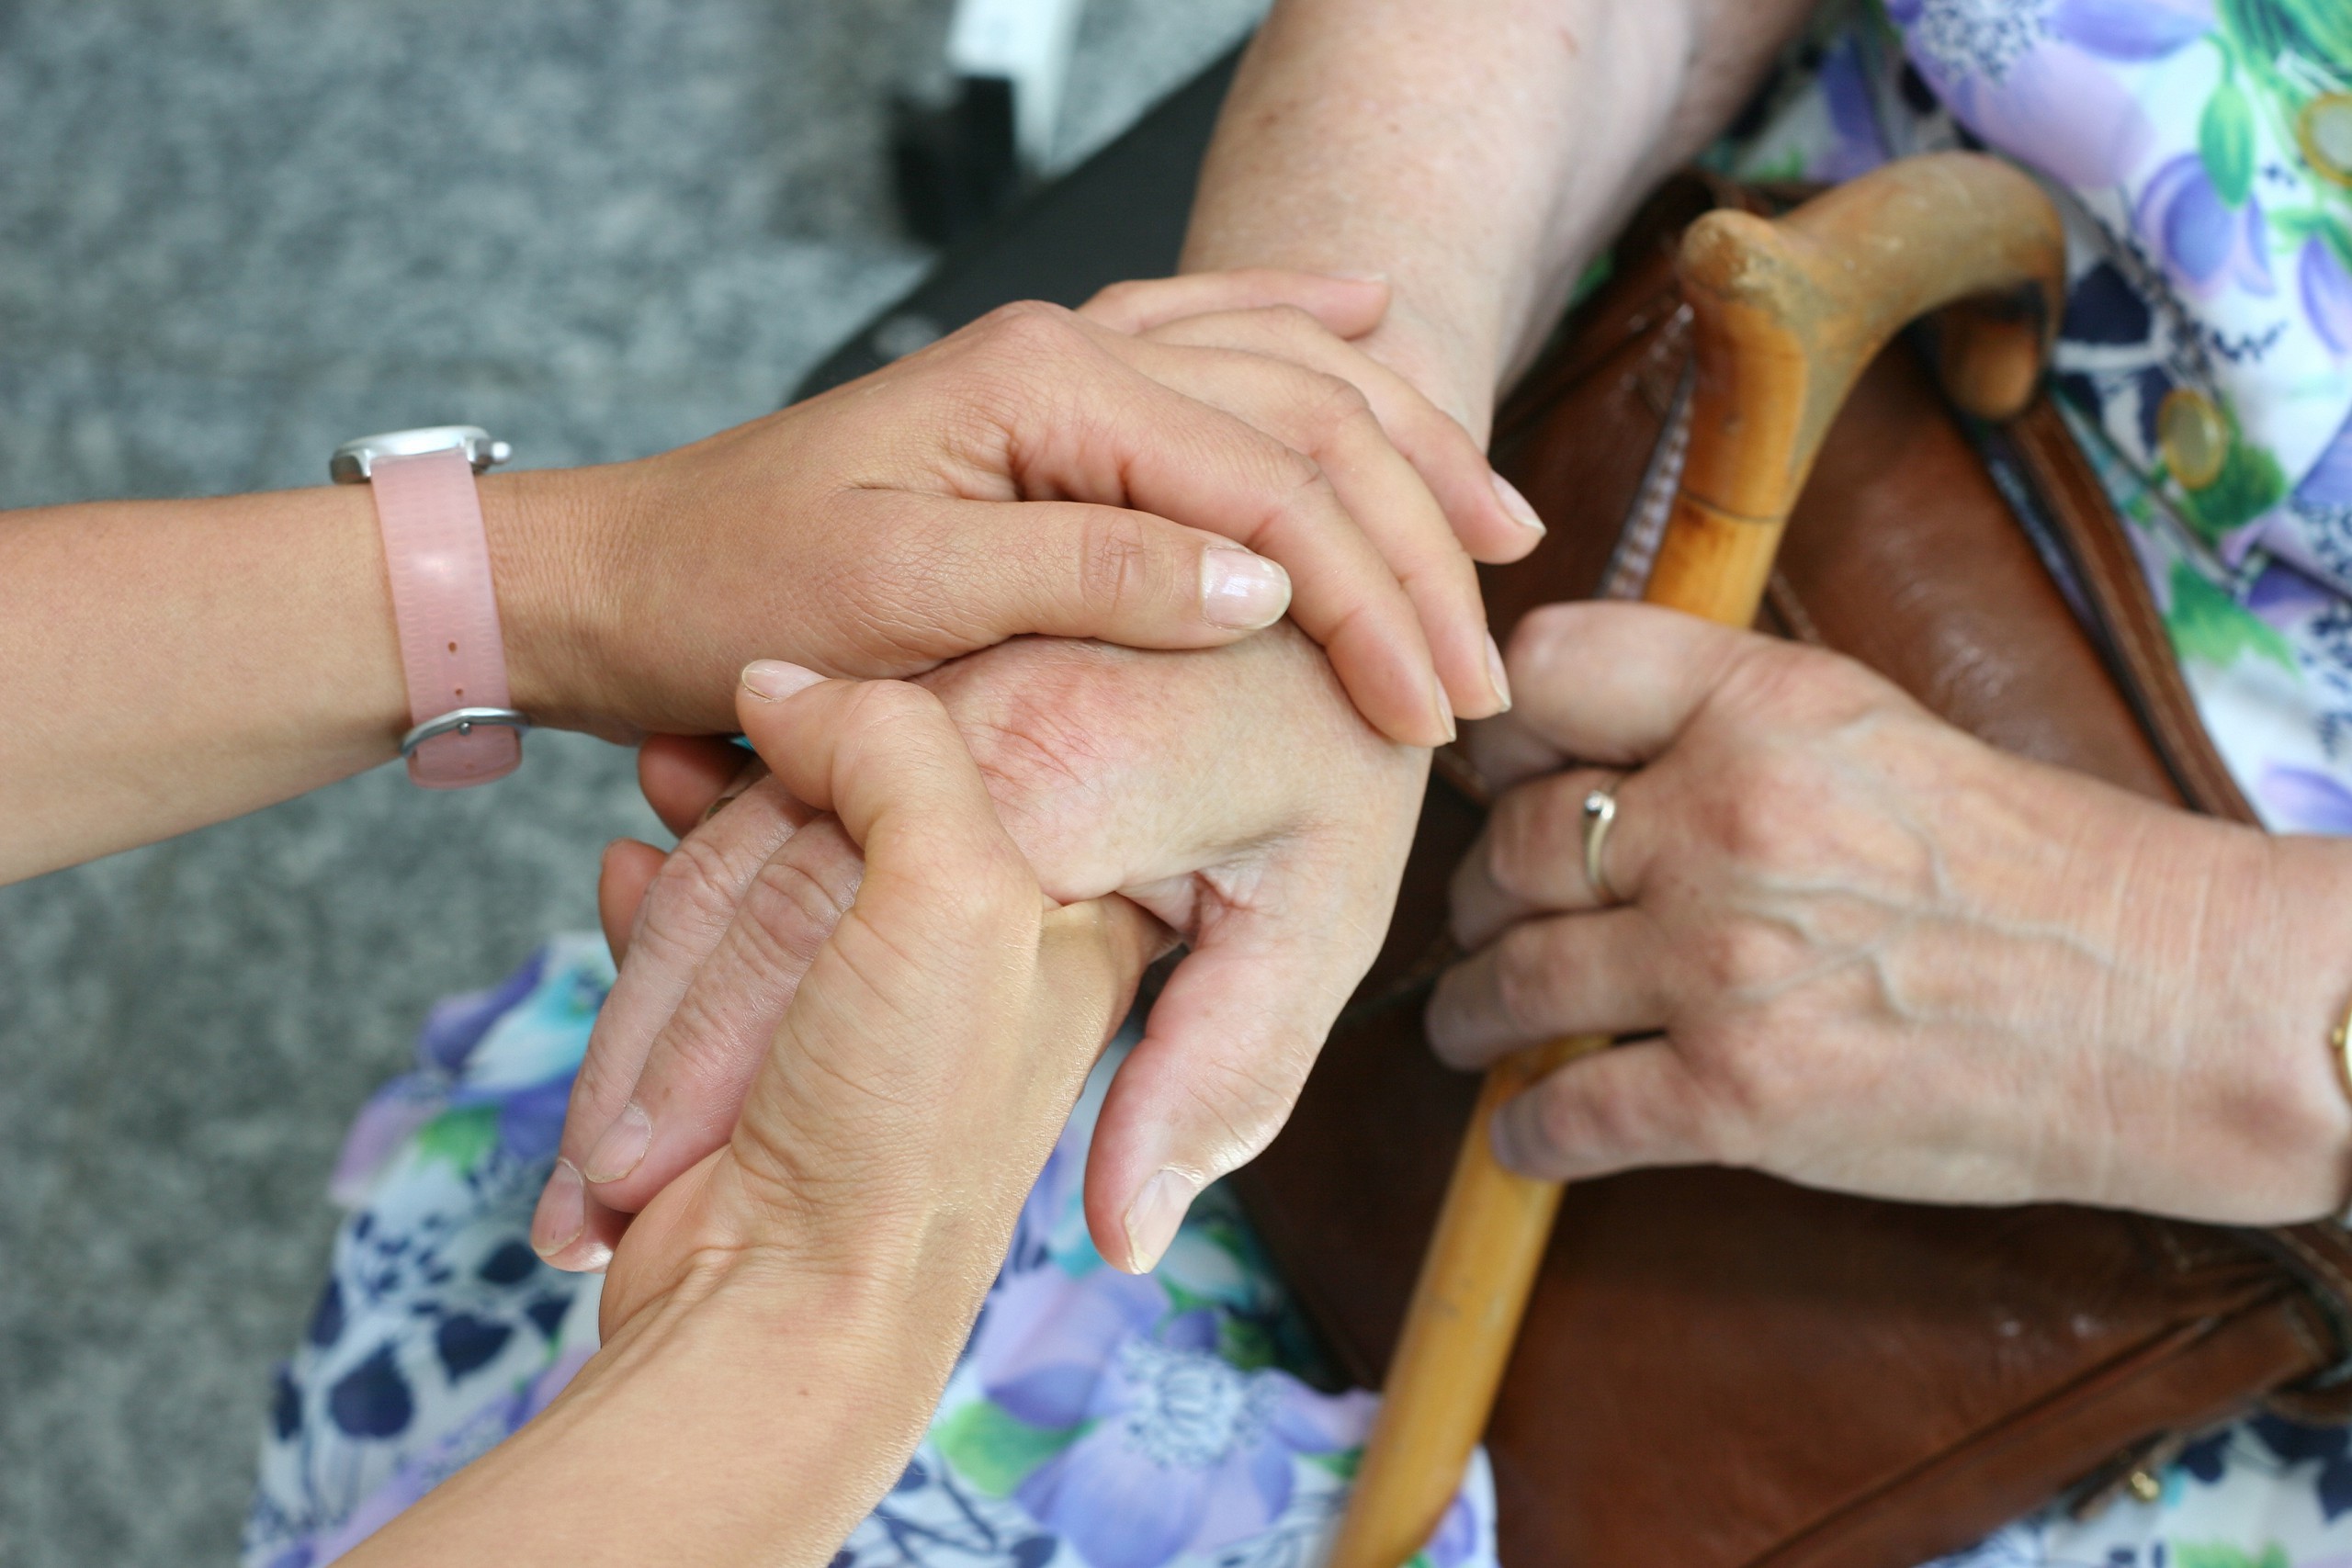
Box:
left=1234, top=175, right=2352, bottom=1567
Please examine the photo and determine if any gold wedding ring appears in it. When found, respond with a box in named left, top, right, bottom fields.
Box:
left=1581, top=778, right=1623, bottom=906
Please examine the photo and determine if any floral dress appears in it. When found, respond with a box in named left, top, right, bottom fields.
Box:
left=1730, top=0, right=2352, bottom=833
left=1721, top=0, right=2352, bottom=1562
left=249, top=2, right=2352, bottom=1564
left=243, top=940, right=1498, bottom=1568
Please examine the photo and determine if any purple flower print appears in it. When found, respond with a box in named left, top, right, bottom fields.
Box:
left=1422, top=1494, right=1481, bottom=1568
left=2136, top=153, right=2274, bottom=296
left=2245, top=558, right=2338, bottom=628
left=2300, top=410, right=2352, bottom=510
left=975, top=1265, right=1170, bottom=1431
left=1014, top=1337, right=1372, bottom=1568
left=1892, top=0, right=2157, bottom=186
left=1815, top=39, right=1892, bottom=182
left=969, top=1266, right=1376, bottom=1568
left=2259, top=765, right=2352, bottom=834
left=2051, top=0, right=2211, bottom=60
left=2302, top=236, right=2352, bottom=357
left=415, top=949, right=546, bottom=1075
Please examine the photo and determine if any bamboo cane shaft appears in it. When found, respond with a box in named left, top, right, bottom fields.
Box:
left=1323, top=152, right=2064, bottom=1568
left=1323, top=1034, right=1605, bottom=1568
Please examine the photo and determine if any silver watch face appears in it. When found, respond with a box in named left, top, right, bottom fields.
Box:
left=329, top=425, right=513, bottom=484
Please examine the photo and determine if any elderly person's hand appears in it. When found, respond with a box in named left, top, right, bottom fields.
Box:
left=348, top=666, right=1159, bottom=1568
left=1429, top=602, right=2352, bottom=1224
left=536, top=624, right=1423, bottom=1278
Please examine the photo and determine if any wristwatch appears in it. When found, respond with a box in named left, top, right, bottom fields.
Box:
left=332, top=425, right=529, bottom=789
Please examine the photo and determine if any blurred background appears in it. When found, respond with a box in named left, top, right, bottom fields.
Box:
left=0, top=1, right=1261, bottom=1560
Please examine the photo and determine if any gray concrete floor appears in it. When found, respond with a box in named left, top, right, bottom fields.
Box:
left=0, top=1, right=1261, bottom=1561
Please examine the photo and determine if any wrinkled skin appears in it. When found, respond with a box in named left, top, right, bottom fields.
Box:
left=1429, top=603, right=2352, bottom=1224
left=536, top=624, right=1426, bottom=1274
left=358, top=673, right=1161, bottom=1568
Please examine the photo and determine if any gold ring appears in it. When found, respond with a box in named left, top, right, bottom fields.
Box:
left=2333, top=994, right=2352, bottom=1108
left=1581, top=778, right=1623, bottom=906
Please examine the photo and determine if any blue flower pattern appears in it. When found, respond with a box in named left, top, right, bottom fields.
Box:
left=247, top=5, right=2352, bottom=1562
left=244, top=942, right=1497, bottom=1568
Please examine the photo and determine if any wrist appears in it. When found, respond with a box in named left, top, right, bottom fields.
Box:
left=1356, top=303, right=1502, bottom=446
left=2226, top=829, right=2352, bottom=1219
left=366, top=1253, right=941, bottom=1568
left=475, top=463, right=639, bottom=739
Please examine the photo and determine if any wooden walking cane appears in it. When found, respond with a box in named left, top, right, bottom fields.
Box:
left=1325, top=152, right=2069, bottom=1568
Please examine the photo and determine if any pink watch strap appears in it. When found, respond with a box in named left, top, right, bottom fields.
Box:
left=370, top=448, right=521, bottom=788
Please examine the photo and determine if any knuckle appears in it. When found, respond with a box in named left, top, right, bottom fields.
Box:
left=1690, top=918, right=1786, bottom=997
left=969, top=299, right=1088, bottom=363
left=1487, top=782, right=1580, bottom=899
left=1506, top=602, right=1591, bottom=680
left=1716, top=745, right=1817, bottom=865
left=1074, top=509, right=1167, bottom=618
left=1532, top=1069, right=1631, bottom=1160
left=1176, top=1047, right=1312, bottom=1170
left=1293, top=368, right=1374, bottom=440
left=561, top=1035, right=635, bottom=1137
left=1492, top=923, right=1567, bottom=1033
left=1083, top=278, right=1149, bottom=314
left=1257, top=302, right=1328, bottom=341
left=842, top=677, right=949, bottom=741
left=641, top=831, right=763, bottom=943
left=736, top=840, right=859, bottom=978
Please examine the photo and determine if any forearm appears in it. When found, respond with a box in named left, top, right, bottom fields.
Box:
left=1182, top=0, right=1810, bottom=438
left=345, top=1259, right=956, bottom=1568
left=0, top=469, right=602, bottom=883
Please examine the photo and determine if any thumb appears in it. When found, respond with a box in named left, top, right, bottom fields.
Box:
left=1082, top=929, right=1354, bottom=1273
left=1489, top=1037, right=1724, bottom=1181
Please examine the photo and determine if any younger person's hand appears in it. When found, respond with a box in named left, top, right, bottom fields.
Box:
left=538, top=626, right=1425, bottom=1279
left=356, top=666, right=1159, bottom=1568
left=516, top=290, right=1493, bottom=750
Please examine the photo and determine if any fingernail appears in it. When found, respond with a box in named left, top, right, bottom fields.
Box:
left=530, top=1159, right=587, bottom=1259
left=1489, top=1097, right=1536, bottom=1176
left=1485, top=632, right=1512, bottom=713
left=1490, top=471, right=1545, bottom=536
left=1433, top=683, right=1458, bottom=746
left=740, top=660, right=825, bottom=702
left=1121, top=1168, right=1200, bottom=1274
left=1201, top=547, right=1292, bottom=630
left=582, top=1101, right=652, bottom=1185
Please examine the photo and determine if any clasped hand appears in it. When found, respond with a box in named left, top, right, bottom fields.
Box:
left=531, top=271, right=1494, bottom=1278
left=1432, top=603, right=2352, bottom=1224
left=354, top=668, right=1165, bottom=1567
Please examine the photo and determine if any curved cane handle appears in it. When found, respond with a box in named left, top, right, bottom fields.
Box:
left=1327, top=153, right=2064, bottom=1568
left=1654, top=153, right=2064, bottom=621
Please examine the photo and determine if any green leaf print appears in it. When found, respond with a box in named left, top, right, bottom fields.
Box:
left=413, top=1103, right=499, bottom=1173
left=2177, top=431, right=2287, bottom=539
left=2174, top=1544, right=2291, bottom=1568
left=2267, top=0, right=2352, bottom=69
left=2222, top=0, right=2352, bottom=73
left=1306, top=1446, right=1363, bottom=1481
left=2202, top=72, right=2256, bottom=206
left=933, top=1401, right=1081, bottom=1496
left=2166, top=562, right=2297, bottom=672
left=1218, top=1315, right=1278, bottom=1373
